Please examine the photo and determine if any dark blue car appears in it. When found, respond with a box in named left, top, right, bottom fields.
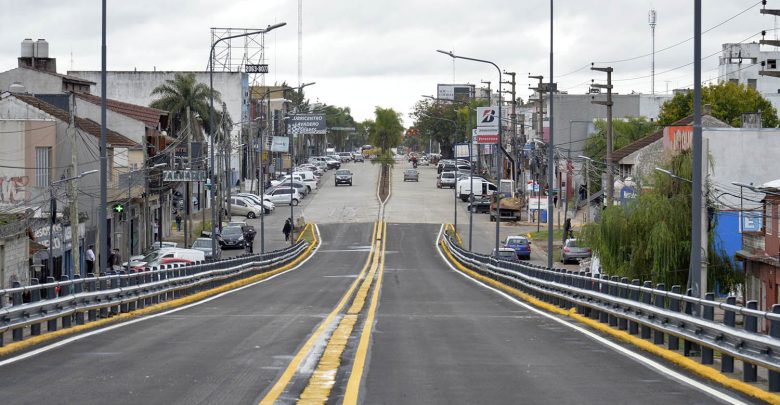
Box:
left=504, top=236, right=531, bottom=260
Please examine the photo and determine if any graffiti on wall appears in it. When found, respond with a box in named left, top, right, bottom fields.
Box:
left=0, top=176, right=31, bottom=204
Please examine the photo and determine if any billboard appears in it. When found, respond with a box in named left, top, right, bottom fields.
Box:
left=289, top=114, right=327, bottom=135
left=663, top=125, right=693, bottom=154
left=270, top=136, right=289, bottom=152
left=476, top=106, right=499, bottom=129
left=437, top=84, right=475, bottom=102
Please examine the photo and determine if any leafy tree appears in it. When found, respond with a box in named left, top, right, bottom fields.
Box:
left=410, top=98, right=487, bottom=158
left=150, top=72, right=222, bottom=136
left=581, top=151, right=740, bottom=292
left=370, top=107, right=404, bottom=152
left=658, top=81, right=778, bottom=127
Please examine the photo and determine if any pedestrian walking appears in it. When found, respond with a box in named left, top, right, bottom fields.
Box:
left=283, top=218, right=292, bottom=241
left=85, top=245, right=96, bottom=274
left=175, top=212, right=182, bottom=232
left=110, top=248, right=122, bottom=272
left=153, top=220, right=159, bottom=242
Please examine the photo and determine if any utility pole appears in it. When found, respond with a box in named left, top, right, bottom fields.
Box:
left=479, top=80, right=490, bottom=177
left=184, top=106, right=191, bottom=248
left=68, top=93, right=80, bottom=277
left=222, top=102, right=232, bottom=222
left=502, top=71, right=517, bottom=182
left=590, top=65, right=614, bottom=207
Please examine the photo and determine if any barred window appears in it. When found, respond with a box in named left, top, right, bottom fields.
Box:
left=35, top=147, right=51, bottom=187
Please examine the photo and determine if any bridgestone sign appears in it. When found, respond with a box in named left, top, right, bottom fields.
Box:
left=289, top=114, right=327, bottom=135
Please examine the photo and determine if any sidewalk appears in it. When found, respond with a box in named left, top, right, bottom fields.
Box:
left=166, top=208, right=211, bottom=247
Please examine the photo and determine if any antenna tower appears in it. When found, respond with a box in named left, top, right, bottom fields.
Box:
left=649, top=9, right=657, bottom=95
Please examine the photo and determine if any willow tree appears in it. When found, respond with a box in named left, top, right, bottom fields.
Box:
left=581, top=151, right=739, bottom=292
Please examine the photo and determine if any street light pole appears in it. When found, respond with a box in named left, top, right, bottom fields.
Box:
left=547, top=0, right=555, bottom=269
left=437, top=49, right=502, bottom=256
left=209, top=22, right=286, bottom=258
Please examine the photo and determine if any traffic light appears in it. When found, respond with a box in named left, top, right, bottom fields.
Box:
left=113, top=203, right=124, bottom=214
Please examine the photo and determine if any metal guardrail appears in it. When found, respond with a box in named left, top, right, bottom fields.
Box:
left=443, top=235, right=780, bottom=391
left=0, top=241, right=309, bottom=348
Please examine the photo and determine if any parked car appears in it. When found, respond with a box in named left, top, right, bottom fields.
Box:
left=224, top=196, right=264, bottom=219
left=234, top=193, right=274, bottom=213
left=504, top=236, right=531, bottom=260
left=191, top=237, right=221, bottom=260
left=437, top=171, right=457, bottom=188
left=273, top=180, right=309, bottom=197
left=128, top=248, right=205, bottom=271
left=403, top=169, right=419, bottom=182
left=457, top=178, right=496, bottom=201
left=335, top=169, right=353, bottom=186
left=130, top=241, right=178, bottom=262
left=219, top=225, right=246, bottom=249
left=353, top=154, right=365, bottom=163
left=560, top=238, right=592, bottom=264
left=266, top=188, right=301, bottom=205
left=324, top=156, right=341, bottom=169
left=491, top=247, right=520, bottom=262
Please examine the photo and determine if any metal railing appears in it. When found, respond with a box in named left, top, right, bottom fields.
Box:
left=0, top=241, right=308, bottom=347
left=443, top=235, right=780, bottom=391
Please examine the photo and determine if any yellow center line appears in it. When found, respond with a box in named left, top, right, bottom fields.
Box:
left=296, top=222, right=386, bottom=404
left=259, top=222, right=379, bottom=405
left=343, top=221, right=387, bottom=405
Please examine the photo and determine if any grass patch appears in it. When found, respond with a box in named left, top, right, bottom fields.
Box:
left=529, top=228, right=565, bottom=242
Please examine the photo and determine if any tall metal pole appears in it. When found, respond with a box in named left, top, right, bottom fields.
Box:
left=468, top=106, right=474, bottom=251
left=48, top=187, right=55, bottom=278
left=126, top=171, right=132, bottom=274
left=99, top=0, right=108, bottom=274
left=68, top=93, right=80, bottom=277
left=547, top=0, right=555, bottom=269
left=691, top=0, right=704, bottom=306
left=287, top=112, right=294, bottom=245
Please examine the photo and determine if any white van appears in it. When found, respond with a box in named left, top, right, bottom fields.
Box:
left=457, top=178, right=497, bottom=201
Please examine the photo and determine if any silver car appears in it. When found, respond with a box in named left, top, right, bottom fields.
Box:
left=560, top=239, right=592, bottom=264
left=225, top=196, right=264, bottom=219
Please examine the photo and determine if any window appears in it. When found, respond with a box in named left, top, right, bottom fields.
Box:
left=729, top=78, right=739, bottom=85
left=769, top=59, right=777, bottom=69
left=748, top=79, right=757, bottom=89
left=768, top=202, right=774, bottom=235
left=35, top=147, right=51, bottom=187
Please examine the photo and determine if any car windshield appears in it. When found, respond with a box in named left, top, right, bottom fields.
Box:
left=192, top=239, right=210, bottom=248
left=336, top=170, right=351, bottom=175
left=506, top=237, right=529, bottom=245
left=139, top=251, right=163, bottom=264
left=223, top=227, right=243, bottom=236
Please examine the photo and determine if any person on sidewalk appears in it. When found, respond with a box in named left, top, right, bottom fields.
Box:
left=283, top=218, right=292, bottom=241
left=110, top=248, right=122, bottom=272
left=175, top=213, right=182, bottom=232
left=85, top=245, right=95, bottom=274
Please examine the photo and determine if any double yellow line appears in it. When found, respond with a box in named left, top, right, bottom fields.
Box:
left=260, top=221, right=386, bottom=405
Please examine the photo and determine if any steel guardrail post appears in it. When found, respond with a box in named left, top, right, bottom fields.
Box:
left=683, top=288, right=694, bottom=357
left=45, top=276, right=58, bottom=332
left=87, top=273, right=97, bottom=321
left=722, top=296, right=736, bottom=373
left=98, top=273, right=109, bottom=318
left=60, top=275, right=72, bottom=329
left=770, top=304, right=780, bottom=391
left=628, top=279, right=640, bottom=335
left=618, top=277, right=629, bottom=330
left=702, top=293, right=715, bottom=365
left=608, top=276, right=619, bottom=327
left=599, top=275, right=610, bottom=324
left=640, top=281, right=652, bottom=339
left=109, top=273, right=120, bottom=315
left=119, top=271, right=129, bottom=313
left=73, top=274, right=85, bottom=325
left=653, top=283, right=666, bottom=345
left=668, top=285, right=681, bottom=351
left=744, top=300, right=759, bottom=382
left=10, top=281, right=22, bottom=342
left=30, top=278, right=41, bottom=336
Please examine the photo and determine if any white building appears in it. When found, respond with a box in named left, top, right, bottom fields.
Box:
left=719, top=42, right=780, bottom=113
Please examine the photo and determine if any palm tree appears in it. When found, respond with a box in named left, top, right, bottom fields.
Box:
left=149, top=72, right=222, bottom=136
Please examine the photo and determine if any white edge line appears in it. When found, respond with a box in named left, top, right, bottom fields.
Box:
left=0, top=227, right=322, bottom=368
left=434, top=225, right=748, bottom=405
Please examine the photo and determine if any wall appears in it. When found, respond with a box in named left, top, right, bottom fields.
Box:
left=0, top=230, right=30, bottom=288
left=0, top=67, right=62, bottom=94
left=0, top=118, right=56, bottom=209
left=67, top=71, right=246, bottom=138
left=74, top=98, right=146, bottom=144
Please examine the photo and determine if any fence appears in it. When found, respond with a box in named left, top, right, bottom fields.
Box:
left=0, top=241, right=309, bottom=347
left=442, top=234, right=780, bottom=391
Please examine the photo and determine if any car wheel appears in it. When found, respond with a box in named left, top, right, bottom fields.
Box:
left=247, top=211, right=256, bottom=219
left=306, top=186, right=312, bottom=192
left=291, top=199, right=299, bottom=206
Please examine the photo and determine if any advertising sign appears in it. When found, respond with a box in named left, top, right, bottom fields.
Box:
left=454, top=143, right=470, bottom=159
left=163, top=170, right=208, bottom=182
left=663, top=125, right=693, bottom=154
left=270, top=136, right=290, bottom=152
left=289, top=114, right=327, bottom=135
left=740, top=211, right=763, bottom=233
left=437, top=84, right=475, bottom=102
left=477, top=106, right=499, bottom=129
left=620, top=186, right=637, bottom=206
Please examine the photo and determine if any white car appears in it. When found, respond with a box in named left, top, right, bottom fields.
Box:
left=266, top=188, right=302, bottom=206
left=235, top=193, right=275, bottom=213
left=457, top=178, right=496, bottom=201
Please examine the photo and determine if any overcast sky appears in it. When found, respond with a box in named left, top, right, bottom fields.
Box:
left=0, top=0, right=773, bottom=125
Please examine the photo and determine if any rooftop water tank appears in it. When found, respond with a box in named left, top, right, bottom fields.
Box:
left=21, top=39, right=33, bottom=58
left=9, top=82, right=26, bottom=93
left=34, top=39, right=48, bottom=58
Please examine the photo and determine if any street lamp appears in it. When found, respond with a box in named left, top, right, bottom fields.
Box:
left=209, top=22, right=286, bottom=258
left=48, top=170, right=98, bottom=279
left=654, top=167, right=692, bottom=184
left=436, top=49, right=503, bottom=257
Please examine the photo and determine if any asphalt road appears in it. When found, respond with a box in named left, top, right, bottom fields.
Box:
left=361, top=223, right=746, bottom=404
left=0, top=223, right=373, bottom=404
left=0, top=156, right=758, bottom=404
